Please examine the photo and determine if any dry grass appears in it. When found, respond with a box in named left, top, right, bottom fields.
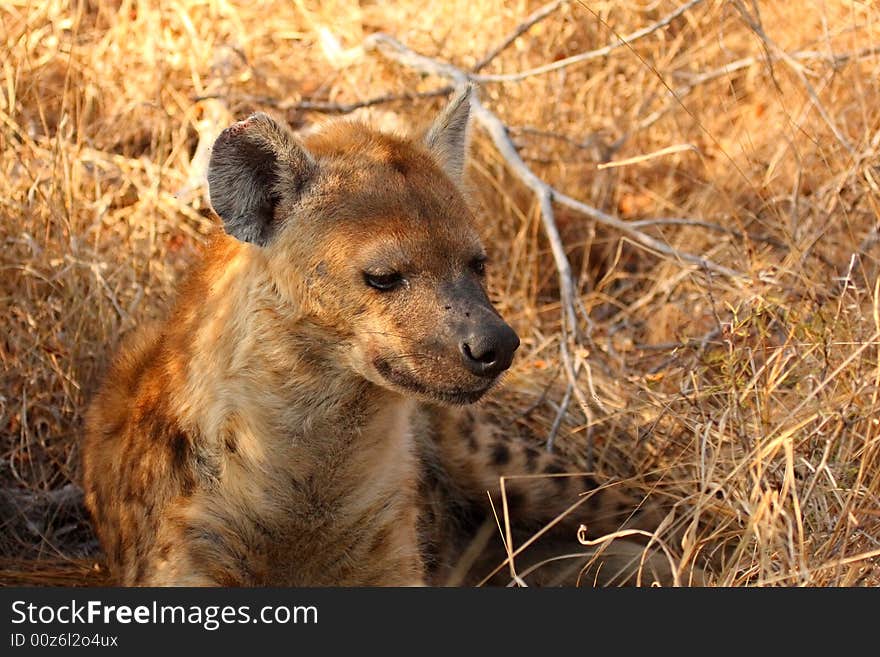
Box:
left=2, top=0, right=879, bottom=586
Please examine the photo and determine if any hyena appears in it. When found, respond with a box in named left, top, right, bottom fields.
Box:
left=82, top=87, right=679, bottom=586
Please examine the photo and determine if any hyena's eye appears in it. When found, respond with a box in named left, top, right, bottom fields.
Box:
left=363, top=271, right=404, bottom=292
left=470, top=255, right=488, bottom=277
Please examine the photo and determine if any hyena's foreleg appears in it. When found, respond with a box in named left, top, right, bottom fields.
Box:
left=419, top=405, right=699, bottom=586
left=425, top=405, right=664, bottom=538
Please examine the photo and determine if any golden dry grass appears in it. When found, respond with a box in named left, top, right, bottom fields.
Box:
left=2, top=0, right=879, bottom=586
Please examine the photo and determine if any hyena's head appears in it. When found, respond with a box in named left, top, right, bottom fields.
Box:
left=207, top=87, right=519, bottom=405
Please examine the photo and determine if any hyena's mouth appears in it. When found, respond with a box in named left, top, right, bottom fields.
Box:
left=373, top=358, right=493, bottom=405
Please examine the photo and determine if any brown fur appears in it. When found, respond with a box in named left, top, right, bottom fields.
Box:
left=82, top=90, right=678, bottom=586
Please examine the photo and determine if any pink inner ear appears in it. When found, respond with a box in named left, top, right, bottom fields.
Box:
left=227, top=118, right=255, bottom=136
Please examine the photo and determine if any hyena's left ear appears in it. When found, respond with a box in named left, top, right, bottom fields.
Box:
left=208, top=112, right=318, bottom=247
left=424, top=84, right=473, bottom=184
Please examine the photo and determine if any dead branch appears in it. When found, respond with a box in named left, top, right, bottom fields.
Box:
left=472, top=0, right=707, bottom=83
left=734, top=0, right=856, bottom=156
left=194, top=87, right=455, bottom=114
left=472, top=0, right=569, bottom=73
left=508, top=125, right=599, bottom=151
left=553, top=192, right=744, bottom=278
left=615, top=44, right=880, bottom=152
left=0, top=483, right=88, bottom=551
left=295, top=87, right=454, bottom=113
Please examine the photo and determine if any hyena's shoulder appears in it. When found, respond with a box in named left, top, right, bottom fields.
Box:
left=81, top=320, right=202, bottom=584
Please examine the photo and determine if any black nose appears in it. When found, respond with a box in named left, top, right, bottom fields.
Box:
left=459, top=322, right=520, bottom=378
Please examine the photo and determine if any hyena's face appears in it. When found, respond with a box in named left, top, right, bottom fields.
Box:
left=207, top=87, right=519, bottom=404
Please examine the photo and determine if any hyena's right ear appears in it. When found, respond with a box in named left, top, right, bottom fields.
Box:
left=207, top=113, right=317, bottom=246
left=424, top=84, right=473, bottom=185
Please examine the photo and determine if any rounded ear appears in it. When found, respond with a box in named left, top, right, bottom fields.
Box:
left=207, top=113, right=317, bottom=246
left=424, top=85, right=473, bottom=184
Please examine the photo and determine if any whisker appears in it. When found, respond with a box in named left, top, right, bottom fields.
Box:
left=360, top=330, right=422, bottom=342
left=381, top=352, right=440, bottom=362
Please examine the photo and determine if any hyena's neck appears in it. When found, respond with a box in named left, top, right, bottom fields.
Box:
left=165, top=236, right=402, bottom=453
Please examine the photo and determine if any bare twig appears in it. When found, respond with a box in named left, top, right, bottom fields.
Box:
left=364, top=33, right=466, bottom=83
left=552, top=192, right=745, bottom=279
left=546, top=383, right=573, bottom=453
left=295, top=87, right=454, bottom=113
left=734, top=1, right=856, bottom=156
left=194, top=87, right=455, bottom=114
left=472, top=0, right=568, bottom=73
left=472, top=0, right=707, bottom=83
left=672, top=45, right=880, bottom=90
left=617, top=44, right=880, bottom=149
left=627, top=217, right=785, bottom=246
left=596, top=143, right=698, bottom=169
left=508, top=125, right=599, bottom=151
left=624, top=46, right=880, bottom=150
left=629, top=217, right=737, bottom=232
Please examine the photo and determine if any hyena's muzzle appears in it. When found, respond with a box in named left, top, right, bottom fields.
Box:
left=440, top=275, right=519, bottom=380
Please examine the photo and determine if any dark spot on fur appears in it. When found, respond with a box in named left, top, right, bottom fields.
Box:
left=185, top=525, right=227, bottom=552
left=421, top=505, right=437, bottom=528
left=170, top=447, right=196, bottom=496
left=368, top=524, right=394, bottom=553
left=524, top=446, right=540, bottom=471
left=579, top=474, right=599, bottom=492
left=456, top=411, right=478, bottom=452
left=490, top=441, right=511, bottom=466
left=419, top=455, right=442, bottom=494
left=224, top=431, right=237, bottom=454
left=452, top=499, right=486, bottom=539
left=504, top=490, right=525, bottom=517
left=543, top=461, right=569, bottom=491
left=542, top=461, right=565, bottom=475
left=170, top=432, right=189, bottom=470
left=457, top=410, right=475, bottom=432
left=113, top=540, right=125, bottom=567
left=134, top=559, right=148, bottom=584
left=389, top=154, right=410, bottom=176
left=252, top=516, right=278, bottom=540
